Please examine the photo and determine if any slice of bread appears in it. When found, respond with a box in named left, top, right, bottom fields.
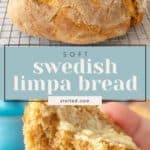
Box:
left=23, top=102, right=138, bottom=150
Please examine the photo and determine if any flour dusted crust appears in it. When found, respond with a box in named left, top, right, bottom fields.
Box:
left=7, top=0, right=144, bottom=44
left=23, top=102, right=138, bottom=150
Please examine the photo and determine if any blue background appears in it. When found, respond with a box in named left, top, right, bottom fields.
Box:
left=0, top=47, right=4, bottom=99
left=147, top=46, right=150, bottom=100
left=3, top=46, right=146, bottom=101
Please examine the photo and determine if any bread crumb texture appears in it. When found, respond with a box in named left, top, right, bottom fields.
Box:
left=7, top=0, right=145, bottom=44
left=23, top=102, right=138, bottom=150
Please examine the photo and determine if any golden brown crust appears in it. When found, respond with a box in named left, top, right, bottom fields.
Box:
left=123, top=0, right=144, bottom=26
left=129, top=102, right=150, bottom=119
left=7, top=0, right=144, bottom=44
left=23, top=102, right=137, bottom=150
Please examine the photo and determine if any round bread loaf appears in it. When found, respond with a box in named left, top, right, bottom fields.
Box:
left=23, top=102, right=138, bottom=150
left=7, top=0, right=145, bottom=44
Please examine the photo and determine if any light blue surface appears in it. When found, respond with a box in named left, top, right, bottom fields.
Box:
left=5, top=46, right=146, bottom=100
left=0, top=100, right=26, bottom=116
left=0, top=100, right=26, bottom=150
left=0, top=117, right=24, bottom=150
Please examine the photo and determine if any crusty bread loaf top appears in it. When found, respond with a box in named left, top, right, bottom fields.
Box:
left=36, top=0, right=144, bottom=26
left=8, top=0, right=145, bottom=44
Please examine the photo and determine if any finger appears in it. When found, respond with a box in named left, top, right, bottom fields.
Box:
left=101, top=102, right=140, bottom=135
left=101, top=102, right=150, bottom=150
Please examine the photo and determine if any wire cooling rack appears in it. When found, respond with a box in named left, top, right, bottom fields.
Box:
left=0, top=0, right=150, bottom=45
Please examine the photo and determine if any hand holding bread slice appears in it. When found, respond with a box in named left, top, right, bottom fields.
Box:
left=23, top=102, right=138, bottom=150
